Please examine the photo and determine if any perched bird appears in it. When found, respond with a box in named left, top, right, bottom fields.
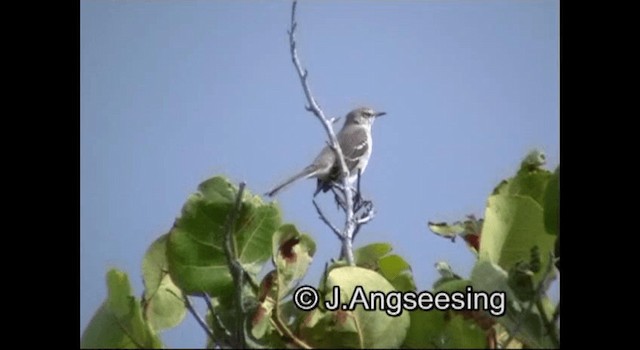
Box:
left=265, top=107, right=386, bottom=197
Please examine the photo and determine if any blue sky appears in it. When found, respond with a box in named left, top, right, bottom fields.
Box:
left=81, top=1, right=559, bottom=347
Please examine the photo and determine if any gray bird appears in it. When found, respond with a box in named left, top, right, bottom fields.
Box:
left=265, top=107, right=386, bottom=197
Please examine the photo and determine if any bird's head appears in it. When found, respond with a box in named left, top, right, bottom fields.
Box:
left=345, top=107, right=386, bottom=126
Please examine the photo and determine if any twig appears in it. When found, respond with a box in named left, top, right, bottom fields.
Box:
left=243, top=269, right=260, bottom=292
left=288, top=0, right=355, bottom=265
left=272, top=293, right=312, bottom=349
left=182, top=295, right=216, bottom=341
left=313, top=198, right=342, bottom=239
left=223, top=181, right=247, bottom=348
left=202, top=292, right=233, bottom=339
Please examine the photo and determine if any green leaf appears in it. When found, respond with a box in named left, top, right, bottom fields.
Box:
left=432, top=261, right=464, bottom=290
left=434, top=261, right=461, bottom=279
left=503, top=172, right=551, bottom=207
left=250, top=224, right=316, bottom=342
left=378, top=254, right=411, bottom=280
left=507, top=262, right=536, bottom=302
left=427, top=221, right=465, bottom=241
left=519, top=149, right=547, bottom=172
left=403, top=310, right=486, bottom=349
left=470, top=260, right=556, bottom=348
left=378, top=254, right=416, bottom=292
left=354, top=242, right=393, bottom=268
left=480, top=186, right=556, bottom=283
left=543, top=166, right=559, bottom=236
left=354, top=243, right=417, bottom=292
left=469, top=259, right=517, bottom=300
left=433, top=278, right=472, bottom=293
left=428, top=216, right=484, bottom=253
left=204, top=296, right=235, bottom=348
left=141, top=234, right=187, bottom=332
left=442, top=313, right=488, bottom=348
left=492, top=150, right=550, bottom=202
left=403, top=310, right=447, bottom=349
left=272, top=224, right=317, bottom=297
left=166, top=176, right=281, bottom=297
left=300, top=266, right=410, bottom=348
left=250, top=292, right=275, bottom=339
left=81, top=269, right=162, bottom=349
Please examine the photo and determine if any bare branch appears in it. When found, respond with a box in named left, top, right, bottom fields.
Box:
left=288, top=0, right=357, bottom=265
left=312, top=198, right=342, bottom=239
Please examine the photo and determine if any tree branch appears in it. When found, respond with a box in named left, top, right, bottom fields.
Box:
left=287, top=0, right=356, bottom=265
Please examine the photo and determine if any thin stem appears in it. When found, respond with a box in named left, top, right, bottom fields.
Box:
left=223, top=181, right=247, bottom=348
left=183, top=295, right=216, bottom=341
left=272, top=299, right=312, bottom=349
left=202, top=292, right=232, bottom=339
left=312, top=198, right=342, bottom=239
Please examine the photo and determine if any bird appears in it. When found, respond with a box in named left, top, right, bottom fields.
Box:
left=265, top=107, right=386, bottom=198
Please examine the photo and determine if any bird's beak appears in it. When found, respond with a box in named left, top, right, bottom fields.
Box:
left=375, top=111, right=387, bottom=118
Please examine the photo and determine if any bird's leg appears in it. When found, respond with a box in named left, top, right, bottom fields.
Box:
left=355, top=197, right=371, bottom=213
left=313, top=179, right=323, bottom=198
left=353, top=169, right=374, bottom=212
left=353, top=169, right=363, bottom=207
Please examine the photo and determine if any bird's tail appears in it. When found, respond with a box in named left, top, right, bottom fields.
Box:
left=265, top=165, right=318, bottom=197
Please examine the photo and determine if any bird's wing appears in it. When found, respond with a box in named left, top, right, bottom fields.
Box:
left=337, top=126, right=369, bottom=171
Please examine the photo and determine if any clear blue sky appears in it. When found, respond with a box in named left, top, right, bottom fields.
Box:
left=81, top=1, right=559, bottom=347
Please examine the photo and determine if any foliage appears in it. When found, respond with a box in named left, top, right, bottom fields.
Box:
left=82, top=150, right=559, bottom=348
